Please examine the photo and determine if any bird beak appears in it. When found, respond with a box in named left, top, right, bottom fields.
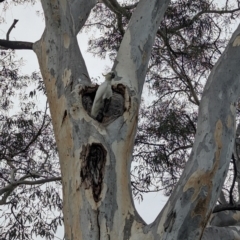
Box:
left=102, top=72, right=115, bottom=79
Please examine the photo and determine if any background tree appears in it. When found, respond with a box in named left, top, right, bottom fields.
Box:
left=0, top=49, right=62, bottom=238
left=0, top=8, right=62, bottom=238
left=1, top=0, right=240, bottom=239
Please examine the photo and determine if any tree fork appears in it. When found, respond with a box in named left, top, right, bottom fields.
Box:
left=33, top=0, right=171, bottom=239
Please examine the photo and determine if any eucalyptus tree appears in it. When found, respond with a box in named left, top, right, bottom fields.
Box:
left=1, top=0, right=240, bottom=239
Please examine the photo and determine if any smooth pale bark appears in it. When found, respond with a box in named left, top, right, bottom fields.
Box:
left=203, top=125, right=240, bottom=234
left=33, top=0, right=170, bottom=239
left=152, top=24, right=240, bottom=239
left=29, top=0, right=240, bottom=238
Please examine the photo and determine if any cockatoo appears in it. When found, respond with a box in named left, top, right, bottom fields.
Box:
left=91, top=71, right=115, bottom=120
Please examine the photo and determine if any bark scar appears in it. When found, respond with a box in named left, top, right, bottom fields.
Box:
left=61, top=110, right=68, bottom=125
left=80, top=143, right=107, bottom=202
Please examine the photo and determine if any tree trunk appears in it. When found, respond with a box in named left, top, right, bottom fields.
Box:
left=34, top=0, right=170, bottom=239
left=30, top=0, right=240, bottom=238
left=154, top=24, right=240, bottom=239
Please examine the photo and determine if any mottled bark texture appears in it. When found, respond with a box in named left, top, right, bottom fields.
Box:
left=155, top=25, right=240, bottom=239
left=32, top=0, right=240, bottom=239
left=34, top=0, right=170, bottom=239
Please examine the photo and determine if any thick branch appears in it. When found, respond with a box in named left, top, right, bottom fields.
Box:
left=113, top=0, right=170, bottom=96
left=103, top=0, right=131, bottom=18
left=0, top=39, right=33, bottom=50
left=40, top=0, right=96, bottom=34
left=213, top=203, right=240, bottom=213
left=102, top=0, right=128, bottom=36
left=155, top=23, right=240, bottom=239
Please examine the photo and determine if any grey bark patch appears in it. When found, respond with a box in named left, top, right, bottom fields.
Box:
left=81, top=84, right=125, bottom=124
left=164, top=209, right=176, bottom=232
left=81, top=85, right=96, bottom=113
left=50, top=68, right=55, bottom=77
left=202, top=226, right=240, bottom=240
left=123, top=213, right=135, bottom=239
left=80, top=143, right=107, bottom=202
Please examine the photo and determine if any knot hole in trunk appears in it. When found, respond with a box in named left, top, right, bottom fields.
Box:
left=80, top=143, right=107, bottom=202
left=82, top=84, right=126, bottom=124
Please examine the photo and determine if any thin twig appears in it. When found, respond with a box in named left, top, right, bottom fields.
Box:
left=0, top=176, right=62, bottom=196
left=6, top=19, right=18, bottom=40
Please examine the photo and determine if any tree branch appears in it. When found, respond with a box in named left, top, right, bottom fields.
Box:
left=0, top=19, right=33, bottom=50
left=0, top=39, right=33, bottom=50
left=124, top=2, right=138, bottom=10
left=14, top=176, right=61, bottom=185
left=168, top=8, right=240, bottom=33
left=16, top=102, right=49, bottom=155
left=6, top=19, right=18, bottom=40
left=213, top=203, right=240, bottom=213
left=160, top=53, right=200, bottom=105
left=0, top=176, right=61, bottom=196
left=0, top=189, right=13, bottom=205
left=103, top=0, right=131, bottom=18
left=113, top=0, right=170, bottom=95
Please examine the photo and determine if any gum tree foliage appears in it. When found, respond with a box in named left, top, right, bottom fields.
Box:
left=0, top=12, right=62, bottom=239
left=0, top=49, right=62, bottom=238
left=1, top=0, right=240, bottom=239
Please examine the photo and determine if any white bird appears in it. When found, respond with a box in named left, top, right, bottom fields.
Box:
left=91, top=71, right=115, bottom=120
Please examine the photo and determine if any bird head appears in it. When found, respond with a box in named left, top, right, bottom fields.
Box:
left=102, top=71, right=115, bottom=81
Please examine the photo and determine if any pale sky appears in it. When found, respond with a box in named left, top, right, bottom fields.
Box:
left=0, top=2, right=168, bottom=239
